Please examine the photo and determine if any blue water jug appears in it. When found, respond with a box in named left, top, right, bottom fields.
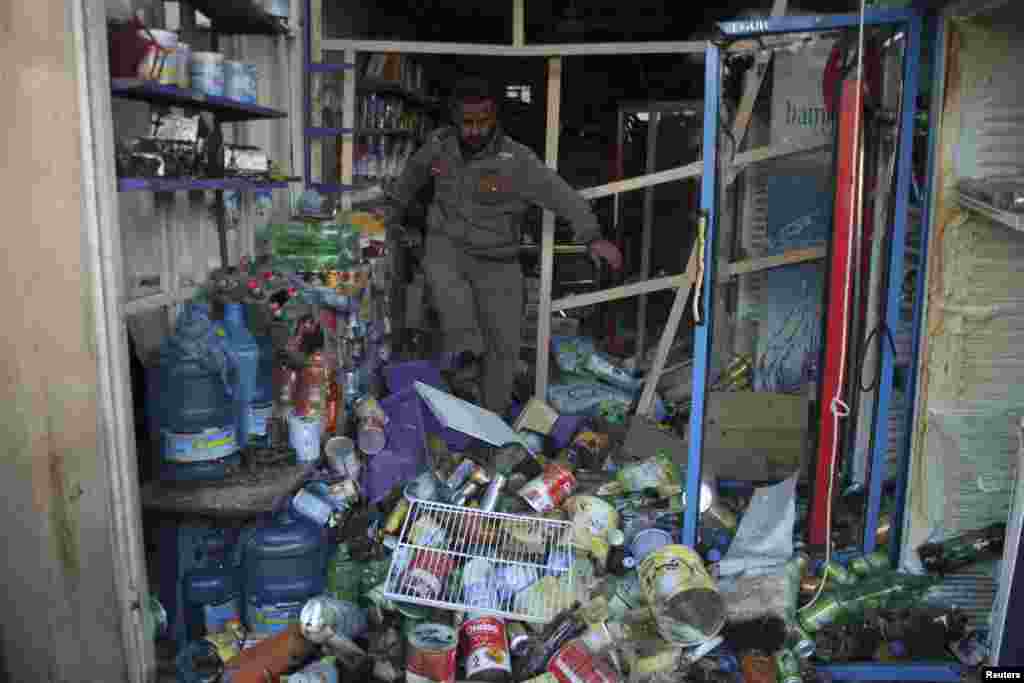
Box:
left=183, top=567, right=242, bottom=639
left=250, top=332, right=276, bottom=448
left=241, top=510, right=326, bottom=635
left=149, top=303, right=239, bottom=481
left=216, top=303, right=261, bottom=450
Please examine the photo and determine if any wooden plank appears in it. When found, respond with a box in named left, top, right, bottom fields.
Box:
left=717, top=246, right=827, bottom=281
left=637, top=245, right=699, bottom=416
left=322, top=38, right=708, bottom=56
left=535, top=56, right=562, bottom=401
left=636, top=112, right=660, bottom=368
left=551, top=273, right=690, bottom=311
left=580, top=159, right=702, bottom=200
left=579, top=139, right=828, bottom=201
left=513, top=0, right=525, bottom=47
left=729, top=0, right=788, bottom=152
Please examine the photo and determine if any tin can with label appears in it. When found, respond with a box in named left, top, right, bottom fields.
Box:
left=638, top=545, right=726, bottom=645
left=410, top=515, right=448, bottom=549
left=480, top=475, right=507, bottom=513
left=406, top=623, right=458, bottom=683
left=461, top=614, right=512, bottom=682
left=446, top=459, right=477, bottom=491
left=463, top=559, right=498, bottom=611
left=495, top=565, right=539, bottom=602
left=547, top=639, right=619, bottom=683
left=519, top=463, right=577, bottom=514
left=404, top=551, right=457, bottom=601
left=798, top=594, right=842, bottom=633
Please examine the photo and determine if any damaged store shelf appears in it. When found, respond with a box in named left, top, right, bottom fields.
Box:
left=112, top=79, right=288, bottom=122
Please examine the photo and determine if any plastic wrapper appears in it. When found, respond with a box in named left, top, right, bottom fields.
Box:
left=716, top=568, right=792, bottom=624
left=547, top=381, right=667, bottom=424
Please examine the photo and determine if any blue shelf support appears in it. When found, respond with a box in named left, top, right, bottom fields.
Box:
left=863, top=13, right=923, bottom=555
left=684, top=43, right=722, bottom=549
left=891, top=11, right=944, bottom=568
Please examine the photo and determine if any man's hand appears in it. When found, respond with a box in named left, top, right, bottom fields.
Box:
left=589, top=239, right=623, bottom=272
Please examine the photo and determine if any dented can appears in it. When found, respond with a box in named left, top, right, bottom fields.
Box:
left=407, top=623, right=458, bottom=683
left=507, top=621, right=531, bottom=656
left=519, top=463, right=577, bottom=514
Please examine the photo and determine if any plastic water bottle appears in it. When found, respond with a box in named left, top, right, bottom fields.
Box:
left=149, top=303, right=239, bottom=481
left=217, top=303, right=261, bottom=450
left=250, top=332, right=276, bottom=447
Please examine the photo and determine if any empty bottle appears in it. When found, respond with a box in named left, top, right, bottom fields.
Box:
left=799, top=570, right=934, bottom=633
left=917, top=523, right=1006, bottom=575
left=249, top=331, right=276, bottom=447
left=216, top=303, right=261, bottom=450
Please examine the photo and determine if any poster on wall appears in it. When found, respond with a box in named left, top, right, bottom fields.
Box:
left=754, top=39, right=836, bottom=394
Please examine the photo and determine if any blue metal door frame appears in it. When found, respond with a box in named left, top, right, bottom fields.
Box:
left=692, top=9, right=959, bottom=681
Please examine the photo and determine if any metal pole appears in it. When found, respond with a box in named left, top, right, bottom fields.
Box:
left=684, top=43, right=721, bottom=549
left=863, top=13, right=922, bottom=555
left=891, top=12, right=937, bottom=565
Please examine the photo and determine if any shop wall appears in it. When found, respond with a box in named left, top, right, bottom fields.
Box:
left=0, top=0, right=131, bottom=679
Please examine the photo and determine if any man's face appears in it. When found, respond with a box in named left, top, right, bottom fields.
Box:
left=457, top=98, right=497, bottom=152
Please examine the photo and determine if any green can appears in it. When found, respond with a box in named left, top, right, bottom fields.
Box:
left=822, top=560, right=856, bottom=585
left=849, top=550, right=889, bottom=577
left=775, top=648, right=802, bottom=683
left=798, top=594, right=844, bottom=633
left=787, top=622, right=816, bottom=660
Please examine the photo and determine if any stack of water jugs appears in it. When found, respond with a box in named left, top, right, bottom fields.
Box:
left=148, top=301, right=328, bottom=648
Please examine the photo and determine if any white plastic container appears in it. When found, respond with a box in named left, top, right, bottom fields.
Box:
left=225, top=61, right=257, bottom=104
left=190, top=51, right=225, bottom=97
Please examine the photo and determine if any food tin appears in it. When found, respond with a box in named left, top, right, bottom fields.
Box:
left=406, top=623, right=458, bottom=683
left=519, top=463, right=576, bottom=514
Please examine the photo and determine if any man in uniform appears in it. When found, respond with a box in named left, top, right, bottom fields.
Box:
left=380, top=75, right=622, bottom=415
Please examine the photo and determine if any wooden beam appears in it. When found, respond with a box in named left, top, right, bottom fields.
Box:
left=580, top=160, right=702, bottom=200
left=551, top=273, right=691, bottom=312
left=637, top=245, right=699, bottom=416
left=729, top=0, right=788, bottom=152
left=535, top=56, right=562, bottom=401
left=636, top=112, right=660, bottom=368
left=321, top=39, right=707, bottom=57
left=579, top=139, right=828, bottom=201
left=513, top=0, right=525, bottom=47
left=718, top=246, right=827, bottom=281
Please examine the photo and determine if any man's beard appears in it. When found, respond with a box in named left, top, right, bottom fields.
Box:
left=460, top=126, right=496, bottom=156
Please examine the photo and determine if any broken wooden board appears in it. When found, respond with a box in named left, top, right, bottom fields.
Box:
left=624, top=391, right=808, bottom=482
left=140, top=460, right=318, bottom=519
